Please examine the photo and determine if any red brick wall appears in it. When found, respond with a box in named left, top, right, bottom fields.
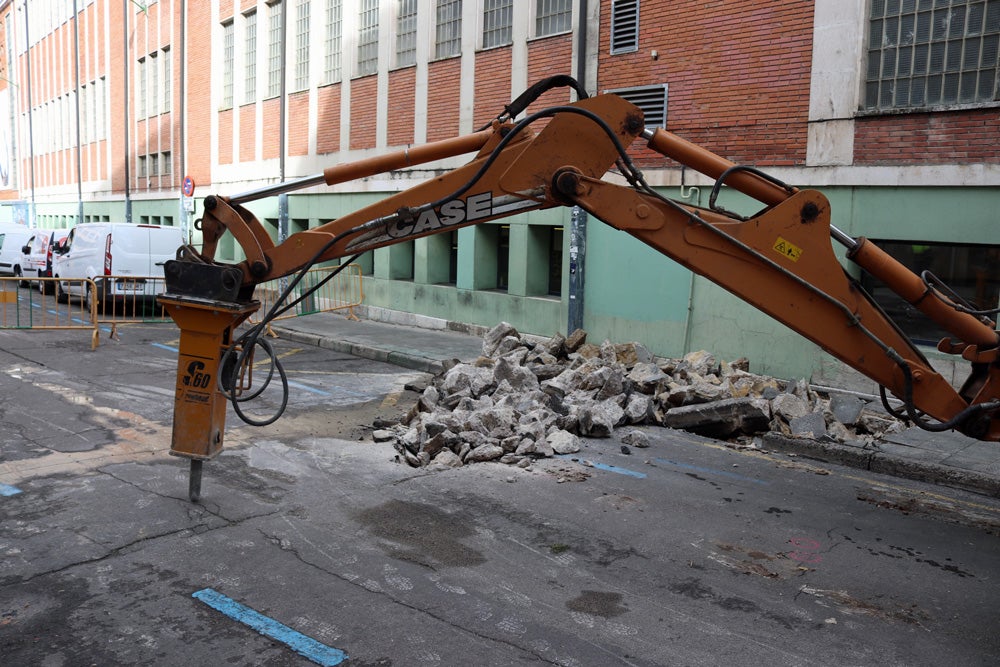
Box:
left=288, top=92, right=310, bottom=156
left=218, top=109, right=233, bottom=165
left=317, top=84, right=342, bottom=154
left=474, top=48, right=512, bottom=128
left=387, top=68, right=416, bottom=147
left=239, top=104, right=256, bottom=163
left=426, top=59, right=461, bottom=142
left=598, top=0, right=813, bottom=167
left=350, top=76, right=378, bottom=150
left=187, top=0, right=213, bottom=187
left=262, top=98, right=281, bottom=159
left=526, top=35, right=574, bottom=124
left=854, top=109, right=1000, bottom=165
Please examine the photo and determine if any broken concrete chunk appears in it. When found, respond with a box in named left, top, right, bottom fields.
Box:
left=564, top=328, right=588, bottom=352
left=789, top=412, right=827, bottom=438
left=621, top=429, right=650, bottom=448
left=547, top=430, right=581, bottom=454
left=771, top=392, right=810, bottom=421
left=483, top=321, right=520, bottom=357
left=661, top=397, right=771, bottom=439
left=465, top=443, right=505, bottom=462
left=829, top=393, right=866, bottom=426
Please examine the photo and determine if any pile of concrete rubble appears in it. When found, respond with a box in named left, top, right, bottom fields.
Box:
left=375, top=322, right=905, bottom=468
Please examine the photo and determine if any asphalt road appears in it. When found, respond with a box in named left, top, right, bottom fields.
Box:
left=1, top=321, right=999, bottom=666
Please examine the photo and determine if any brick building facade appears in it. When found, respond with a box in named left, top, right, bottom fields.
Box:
left=0, top=0, right=996, bottom=385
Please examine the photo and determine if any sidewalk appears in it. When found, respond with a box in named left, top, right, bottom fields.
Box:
left=272, top=311, right=1000, bottom=498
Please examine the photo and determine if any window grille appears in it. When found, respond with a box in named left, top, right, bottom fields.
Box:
left=358, top=0, right=380, bottom=76
left=397, top=0, right=418, bottom=67
left=222, top=21, right=235, bottom=107
left=606, top=83, right=668, bottom=128
left=267, top=2, right=283, bottom=98
left=435, top=0, right=462, bottom=59
left=535, top=0, right=571, bottom=37
left=294, top=0, right=310, bottom=90
left=865, top=0, right=1000, bottom=110
left=245, top=10, right=257, bottom=102
left=610, top=0, right=639, bottom=54
left=483, top=0, right=512, bottom=48
left=324, top=0, right=343, bottom=83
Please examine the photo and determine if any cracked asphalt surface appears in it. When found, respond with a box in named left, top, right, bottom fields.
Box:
left=2, top=323, right=1000, bottom=666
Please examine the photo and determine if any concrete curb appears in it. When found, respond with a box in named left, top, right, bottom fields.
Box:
left=272, top=326, right=445, bottom=374
left=763, top=433, right=1000, bottom=499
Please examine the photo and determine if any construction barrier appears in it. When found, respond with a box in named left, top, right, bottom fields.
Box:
left=3, top=265, right=362, bottom=345
left=250, top=263, right=364, bottom=331
left=0, top=276, right=100, bottom=349
left=91, top=274, right=172, bottom=339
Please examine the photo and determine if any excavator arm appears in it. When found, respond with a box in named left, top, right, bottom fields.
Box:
left=160, top=82, right=999, bottom=501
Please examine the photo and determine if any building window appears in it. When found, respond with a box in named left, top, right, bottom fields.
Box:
left=859, top=240, right=1000, bottom=344
left=436, top=0, right=462, bottom=59
left=358, top=0, right=380, bottom=76
left=865, top=0, right=1000, bottom=111
left=138, top=155, right=147, bottom=178
left=535, top=0, right=571, bottom=37
left=548, top=226, right=563, bottom=296
left=150, top=153, right=159, bottom=176
left=162, top=47, right=172, bottom=113
left=161, top=151, right=172, bottom=175
left=610, top=0, right=639, bottom=54
left=222, top=21, right=235, bottom=107
left=482, top=0, right=512, bottom=48
left=138, top=56, right=147, bottom=117
left=324, top=0, right=343, bottom=83
left=496, top=224, right=509, bottom=291
left=268, top=2, right=284, bottom=98
left=449, top=231, right=458, bottom=284
left=97, top=77, right=107, bottom=140
left=245, top=10, right=257, bottom=103
left=149, top=52, right=159, bottom=115
left=396, top=0, right=418, bottom=67
left=294, top=0, right=310, bottom=90
left=605, top=83, right=669, bottom=128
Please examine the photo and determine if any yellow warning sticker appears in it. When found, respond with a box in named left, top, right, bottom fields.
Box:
left=773, top=236, right=803, bottom=262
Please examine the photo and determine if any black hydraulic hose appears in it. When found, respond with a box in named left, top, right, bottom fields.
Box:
left=477, top=75, right=590, bottom=130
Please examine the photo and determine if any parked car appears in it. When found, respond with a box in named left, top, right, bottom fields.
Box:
left=0, top=224, right=35, bottom=286
left=53, top=223, right=183, bottom=308
left=21, top=229, right=70, bottom=293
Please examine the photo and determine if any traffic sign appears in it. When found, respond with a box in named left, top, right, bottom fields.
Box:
left=182, top=175, right=195, bottom=197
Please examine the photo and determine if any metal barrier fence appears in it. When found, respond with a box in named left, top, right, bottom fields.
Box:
left=90, top=274, right=172, bottom=339
left=2, top=264, right=362, bottom=345
left=250, top=264, right=363, bottom=331
left=0, top=276, right=100, bottom=349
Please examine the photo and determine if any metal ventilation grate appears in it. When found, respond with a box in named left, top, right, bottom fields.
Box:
left=610, top=0, right=640, bottom=54
left=605, top=83, right=669, bottom=129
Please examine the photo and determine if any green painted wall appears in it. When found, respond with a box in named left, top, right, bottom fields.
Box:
left=15, top=183, right=998, bottom=386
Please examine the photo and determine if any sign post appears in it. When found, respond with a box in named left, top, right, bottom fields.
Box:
left=181, top=176, right=196, bottom=243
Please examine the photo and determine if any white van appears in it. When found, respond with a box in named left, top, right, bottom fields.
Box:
left=21, top=228, right=70, bottom=292
left=53, top=223, right=183, bottom=306
left=0, top=224, right=35, bottom=283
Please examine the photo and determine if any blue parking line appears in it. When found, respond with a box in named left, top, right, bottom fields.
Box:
left=192, top=588, right=348, bottom=666
left=0, top=483, right=23, bottom=496
left=653, top=457, right=768, bottom=485
left=151, top=342, right=178, bottom=353
left=556, top=454, right=647, bottom=479
left=287, top=380, right=332, bottom=397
